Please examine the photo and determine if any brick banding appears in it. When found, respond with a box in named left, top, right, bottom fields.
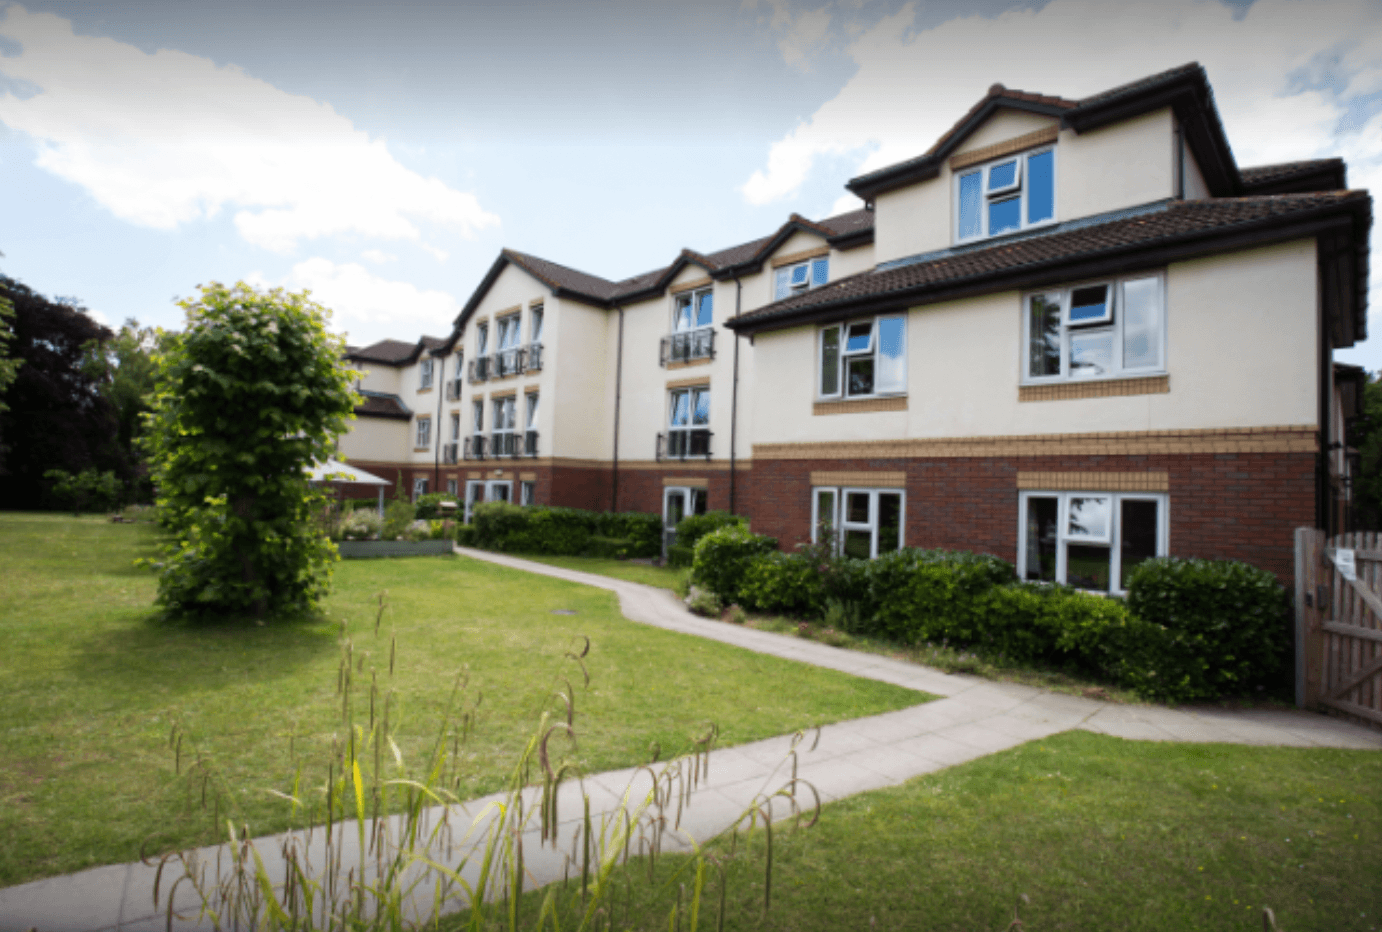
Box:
left=1019, top=375, right=1169, bottom=401
left=813, top=396, right=909, bottom=416
left=770, top=246, right=831, bottom=269
left=1016, top=471, right=1170, bottom=491
left=949, top=125, right=1059, bottom=170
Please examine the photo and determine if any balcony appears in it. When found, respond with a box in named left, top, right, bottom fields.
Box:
left=524, top=429, right=539, bottom=457
left=660, top=328, right=715, bottom=367
left=463, top=435, right=486, bottom=460
left=468, top=356, right=491, bottom=384
left=445, top=378, right=463, bottom=401
left=490, top=430, right=521, bottom=458
left=442, top=442, right=459, bottom=465
left=524, top=342, right=543, bottom=372
left=656, top=429, right=713, bottom=461
left=493, top=347, right=524, bottom=378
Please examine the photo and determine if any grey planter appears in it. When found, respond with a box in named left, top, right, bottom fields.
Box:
left=336, top=540, right=456, bottom=559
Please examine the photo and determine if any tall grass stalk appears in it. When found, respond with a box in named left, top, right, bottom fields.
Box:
left=152, top=595, right=818, bottom=931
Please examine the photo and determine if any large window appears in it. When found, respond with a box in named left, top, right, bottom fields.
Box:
left=812, top=487, right=904, bottom=559
left=495, top=314, right=522, bottom=376
left=1024, top=274, right=1164, bottom=383
left=527, top=306, right=544, bottom=372
left=1018, top=491, right=1167, bottom=594
left=524, top=392, right=539, bottom=456
left=419, top=357, right=434, bottom=390
left=412, top=477, right=429, bottom=500
left=774, top=257, right=829, bottom=300
left=674, top=287, right=713, bottom=332
left=415, top=417, right=431, bottom=449
left=665, top=387, right=711, bottom=458
left=491, top=396, right=517, bottom=456
left=955, top=147, right=1055, bottom=243
left=818, top=315, right=906, bottom=399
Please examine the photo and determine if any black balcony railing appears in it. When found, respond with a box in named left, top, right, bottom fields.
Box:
left=442, top=442, right=459, bottom=464
left=656, top=429, right=713, bottom=461
left=445, top=378, right=463, bottom=401
left=468, top=356, right=491, bottom=384
left=490, top=431, right=520, bottom=458
left=524, top=429, right=538, bottom=457
left=493, top=347, right=523, bottom=378
left=463, top=435, right=486, bottom=460
left=524, top=342, right=543, bottom=372
left=660, top=328, right=715, bottom=367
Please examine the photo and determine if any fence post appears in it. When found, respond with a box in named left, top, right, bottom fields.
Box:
left=1294, top=526, right=1326, bottom=709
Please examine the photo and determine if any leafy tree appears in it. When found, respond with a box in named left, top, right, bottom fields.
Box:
left=1350, top=371, right=1382, bottom=528
left=144, top=281, right=357, bottom=618
left=88, top=319, right=173, bottom=503
left=0, top=275, right=123, bottom=508
left=43, top=467, right=122, bottom=515
left=0, top=292, right=20, bottom=409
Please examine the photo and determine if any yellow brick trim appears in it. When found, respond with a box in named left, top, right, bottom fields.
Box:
left=813, top=395, right=908, bottom=416
left=666, top=356, right=712, bottom=371
left=496, top=305, right=521, bottom=318
left=524, top=385, right=540, bottom=395
left=1017, top=471, right=1170, bottom=492
left=412, top=447, right=430, bottom=453
left=488, top=388, right=518, bottom=399
left=528, top=299, right=544, bottom=308
left=755, top=425, right=1317, bottom=460
left=487, top=470, right=513, bottom=480
left=770, top=245, right=831, bottom=269
left=416, top=387, right=433, bottom=395
left=1019, top=375, right=1169, bottom=402
left=491, top=457, right=752, bottom=472
left=662, top=476, right=710, bottom=488
left=467, top=471, right=482, bottom=479
left=950, top=125, right=1059, bottom=170
left=810, top=471, right=906, bottom=488
left=667, top=375, right=711, bottom=390
left=519, top=471, right=537, bottom=481
left=670, top=276, right=713, bottom=294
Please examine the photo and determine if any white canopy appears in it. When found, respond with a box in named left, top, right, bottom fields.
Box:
left=308, top=459, right=390, bottom=485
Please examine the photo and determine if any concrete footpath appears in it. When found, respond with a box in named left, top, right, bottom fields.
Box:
left=4, top=548, right=1379, bottom=931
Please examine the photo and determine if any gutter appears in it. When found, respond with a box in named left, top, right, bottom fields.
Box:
left=611, top=305, right=624, bottom=512
left=433, top=353, right=444, bottom=493
left=729, top=274, right=742, bottom=516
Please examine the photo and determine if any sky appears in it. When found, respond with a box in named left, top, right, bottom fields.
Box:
left=1, top=0, right=1380, bottom=371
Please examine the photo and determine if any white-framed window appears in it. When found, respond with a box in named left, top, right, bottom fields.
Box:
left=446, top=478, right=458, bottom=496
left=1024, top=273, right=1164, bottom=383
left=955, top=146, right=1056, bottom=243
left=413, top=476, right=429, bottom=500
left=529, top=305, right=544, bottom=344
left=492, top=395, right=517, bottom=456
left=666, top=386, right=711, bottom=458
left=497, top=314, right=521, bottom=350
left=521, top=480, right=535, bottom=505
left=449, top=412, right=461, bottom=441
left=419, top=357, right=435, bottom=389
left=818, top=315, right=906, bottom=399
left=415, top=417, right=431, bottom=449
left=775, top=256, right=829, bottom=300
left=1017, top=490, right=1167, bottom=594
left=524, top=392, right=539, bottom=456
left=464, top=479, right=512, bottom=522
left=471, top=399, right=484, bottom=434
left=673, top=287, right=713, bottom=332
left=812, top=487, right=905, bottom=559
left=476, top=321, right=489, bottom=355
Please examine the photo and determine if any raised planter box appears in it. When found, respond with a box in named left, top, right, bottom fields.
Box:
left=336, top=540, right=456, bottom=559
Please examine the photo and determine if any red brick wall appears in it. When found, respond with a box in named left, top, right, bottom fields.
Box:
left=746, top=451, right=1315, bottom=584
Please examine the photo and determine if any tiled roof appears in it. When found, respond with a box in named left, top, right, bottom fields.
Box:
left=348, top=339, right=421, bottom=365
left=817, top=207, right=874, bottom=238
left=354, top=390, right=412, bottom=420
left=504, top=249, right=621, bottom=302
left=730, top=192, right=1371, bottom=331
left=1239, top=159, right=1345, bottom=191
left=923, top=84, right=1079, bottom=158
left=1074, top=62, right=1203, bottom=109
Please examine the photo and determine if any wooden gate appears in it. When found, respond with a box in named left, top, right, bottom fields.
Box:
left=1295, top=528, right=1382, bottom=727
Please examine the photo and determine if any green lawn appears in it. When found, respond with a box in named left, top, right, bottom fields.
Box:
left=536, top=731, right=1382, bottom=931
left=512, top=553, right=689, bottom=591
left=0, top=513, right=927, bottom=886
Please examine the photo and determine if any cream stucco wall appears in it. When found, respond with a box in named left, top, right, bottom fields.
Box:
left=338, top=416, right=408, bottom=462
left=750, top=239, right=1319, bottom=446
left=354, top=363, right=401, bottom=396
left=872, top=107, right=1179, bottom=265
left=550, top=298, right=613, bottom=460
left=1182, top=138, right=1211, bottom=200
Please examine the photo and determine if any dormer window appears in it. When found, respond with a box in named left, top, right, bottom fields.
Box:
left=774, top=257, right=829, bottom=300
left=955, top=147, right=1055, bottom=243
left=419, top=358, right=434, bottom=390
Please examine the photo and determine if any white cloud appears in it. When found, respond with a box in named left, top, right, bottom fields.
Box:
left=741, top=0, right=1382, bottom=205
left=0, top=5, right=499, bottom=253
left=778, top=6, right=834, bottom=69
left=361, top=250, right=397, bottom=264
left=256, top=258, right=461, bottom=344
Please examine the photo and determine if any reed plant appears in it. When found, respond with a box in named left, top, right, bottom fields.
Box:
left=152, top=593, right=818, bottom=931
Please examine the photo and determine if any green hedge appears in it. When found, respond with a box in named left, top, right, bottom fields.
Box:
left=701, top=542, right=1290, bottom=704
left=415, top=493, right=461, bottom=520
left=668, top=511, right=745, bottom=567
left=465, top=503, right=661, bottom=558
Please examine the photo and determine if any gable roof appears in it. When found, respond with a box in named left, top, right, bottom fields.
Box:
left=354, top=390, right=412, bottom=420
left=1240, top=159, right=1347, bottom=196
left=347, top=339, right=427, bottom=366
left=846, top=62, right=1240, bottom=201
left=727, top=191, right=1371, bottom=348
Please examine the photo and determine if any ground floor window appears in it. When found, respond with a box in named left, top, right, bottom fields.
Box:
left=1018, top=490, right=1167, bottom=593
left=521, top=480, right=535, bottom=505
left=464, top=479, right=511, bottom=522
left=446, top=478, right=458, bottom=496
left=811, top=487, right=904, bottom=559
left=413, top=476, right=429, bottom=500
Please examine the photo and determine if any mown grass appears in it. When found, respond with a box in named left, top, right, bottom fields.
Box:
left=0, top=513, right=928, bottom=886
left=515, top=731, right=1382, bottom=931
left=512, top=554, right=689, bottom=592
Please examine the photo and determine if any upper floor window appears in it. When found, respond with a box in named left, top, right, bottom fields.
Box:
left=419, top=358, right=434, bottom=389
left=1024, top=274, right=1163, bottom=383
left=497, top=314, right=521, bottom=350
left=471, top=399, right=483, bottom=434
left=664, top=386, right=711, bottom=458
left=415, top=417, right=431, bottom=449
left=476, top=321, right=489, bottom=355
left=674, top=287, right=713, bottom=332
left=818, top=315, right=906, bottom=399
left=955, top=147, right=1055, bottom=243
left=775, top=257, right=828, bottom=300
left=529, top=306, right=544, bottom=344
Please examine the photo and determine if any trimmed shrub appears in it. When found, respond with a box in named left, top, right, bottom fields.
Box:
left=467, top=503, right=660, bottom=558
left=592, top=511, right=662, bottom=557
left=415, top=493, right=460, bottom=520
left=586, top=535, right=634, bottom=559
left=1118, top=557, right=1291, bottom=702
left=738, top=551, right=828, bottom=617
left=454, top=523, right=476, bottom=547
left=860, top=549, right=1016, bottom=644
left=382, top=499, right=416, bottom=541
left=668, top=511, right=744, bottom=567
left=690, top=524, right=778, bottom=605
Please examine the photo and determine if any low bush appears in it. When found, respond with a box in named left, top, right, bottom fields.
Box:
left=860, top=549, right=1016, bottom=644
left=382, top=499, right=416, bottom=541
left=690, top=523, right=778, bottom=605
left=668, top=511, right=744, bottom=567
left=468, top=503, right=661, bottom=558
left=414, top=492, right=460, bottom=520
left=454, top=523, right=476, bottom=547
left=44, top=468, right=123, bottom=514
left=738, top=550, right=828, bottom=617
left=337, top=508, right=383, bottom=541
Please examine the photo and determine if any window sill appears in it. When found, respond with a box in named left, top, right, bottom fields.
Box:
left=813, top=395, right=908, bottom=416
left=417, top=387, right=433, bottom=394
left=1018, top=374, right=1168, bottom=402
left=413, top=447, right=431, bottom=453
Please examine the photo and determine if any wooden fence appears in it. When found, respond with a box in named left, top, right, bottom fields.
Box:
left=1295, top=528, right=1382, bottom=727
